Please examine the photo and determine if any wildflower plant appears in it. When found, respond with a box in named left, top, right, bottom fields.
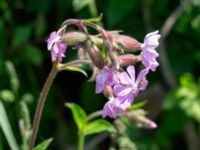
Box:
left=29, top=15, right=160, bottom=150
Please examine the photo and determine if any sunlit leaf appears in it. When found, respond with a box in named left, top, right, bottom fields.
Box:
left=179, top=73, right=195, bottom=88
left=0, top=101, right=19, bottom=150
left=85, top=119, right=116, bottom=135
left=65, top=103, right=87, bottom=130
left=0, top=90, right=15, bottom=103
left=33, top=138, right=53, bottom=150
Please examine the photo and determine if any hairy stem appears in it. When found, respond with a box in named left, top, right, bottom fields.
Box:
left=29, top=66, right=58, bottom=150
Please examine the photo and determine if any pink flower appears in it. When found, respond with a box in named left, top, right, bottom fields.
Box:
left=114, top=65, right=149, bottom=104
left=102, top=98, right=128, bottom=118
left=47, top=30, right=67, bottom=63
left=141, top=30, right=161, bottom=71
left=95, top=66, right=118, bottom=93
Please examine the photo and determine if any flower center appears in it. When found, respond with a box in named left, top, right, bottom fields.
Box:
left=132, top=84, right=138, bottom=93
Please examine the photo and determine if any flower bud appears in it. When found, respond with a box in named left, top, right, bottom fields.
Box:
left=126, top=110, right=157, bottom=129
left=119, top=54, right=140, bottom=67
left=78, top=46, right=85, bottom=60
left=115, top=35, right=141, bottom=51
left=61, top=32, right=87, bottom=46
left=88, top=45, right=104, bottom=69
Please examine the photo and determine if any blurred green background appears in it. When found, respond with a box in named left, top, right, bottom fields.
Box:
left=0, top=0, right=200, bottom=149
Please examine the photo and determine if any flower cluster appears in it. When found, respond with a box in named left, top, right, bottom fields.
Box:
left=95, top=31, right=160, bottom=118
left=46, top=17, right=160, bottom=119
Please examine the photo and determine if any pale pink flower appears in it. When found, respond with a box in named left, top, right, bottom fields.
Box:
left=114, top=65, right=149, bottom=104
left=95, top=66, right=118, bottom=93
left=102, top=98, right=128, bottom=118
left=141, top=30, right=161, bottom=71
left=47, top=30, right=67, bottom=62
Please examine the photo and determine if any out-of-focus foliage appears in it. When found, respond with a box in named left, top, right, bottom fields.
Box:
left=0, top=101, right=19, bottom=150
left=33, top=138, right=53, bottom=150
left=0, top=0, right=200, bottom=149
left=164, top=73, right=200, bottom=122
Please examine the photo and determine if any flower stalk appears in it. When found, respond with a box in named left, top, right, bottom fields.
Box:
left=78, top=131, right=85, bottom=150
left=29, top=65, right=58, bottom=150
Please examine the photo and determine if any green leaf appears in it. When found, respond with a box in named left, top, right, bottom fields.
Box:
left=21, top=93, right=34, bottom=104
left=0, top=100, right=19, bottom=150
left=180, top=73, right=195, bottom=88
left=85, top=119, right=116, bottom=135
left=12, top=25, right=32, bottom=48
left=65, top=103, right=87, bottom=130
left=35, top=14, right=47, bottom=37
left=0, top=90, right=15, bottom=103
left=6, top=61, right=19, bottom=94
left=22, top=45, right=43, bottom=66
left=65, top=66, right=88, bottom=77
left=73, top=0, right=93, bottom=12
left=33, top=138, right=53, bottom=150
left=126, top=101, right=146, bottom=111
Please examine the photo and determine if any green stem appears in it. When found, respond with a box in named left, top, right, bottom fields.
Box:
left=78, top=131, right=85, bottom=150
left=29, top=65, right=58, bottom=150
left=87, top=110, right=102, bottom=122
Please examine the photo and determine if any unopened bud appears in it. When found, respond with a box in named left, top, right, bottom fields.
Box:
left=126, top=110, right=157, bottom=129
left=61, top=32, right=87, bottom=46
left=88, top=45, right=104, bottom=69
left=78, top=46, right=85, bottom=60
left=119, top=54, right=140, bottom=67
left=115, top=35, right=141, bottom=51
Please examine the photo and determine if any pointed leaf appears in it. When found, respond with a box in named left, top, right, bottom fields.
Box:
left=65, top=103, right=87, bottom=130
left=0, top=101, right=19, bottom=150
left=65, top=66, right=88, bottom=77
left=127, top=101, right=146, bottom=111
left=83, top=14, right=103, bottom=24
left=85, top=119, right=116, bottom=135
left=33, top=138, right=53, bottom=150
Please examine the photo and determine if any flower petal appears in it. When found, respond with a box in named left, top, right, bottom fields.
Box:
left=102, top=98, right=124, bottom=118
left=114, top=84, right=132, bottom=97
left=127, top=65, right=136, bottom=82
left=136, top=68, right=149, bottom=84
left=119, top=72, right=133, bottom=85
